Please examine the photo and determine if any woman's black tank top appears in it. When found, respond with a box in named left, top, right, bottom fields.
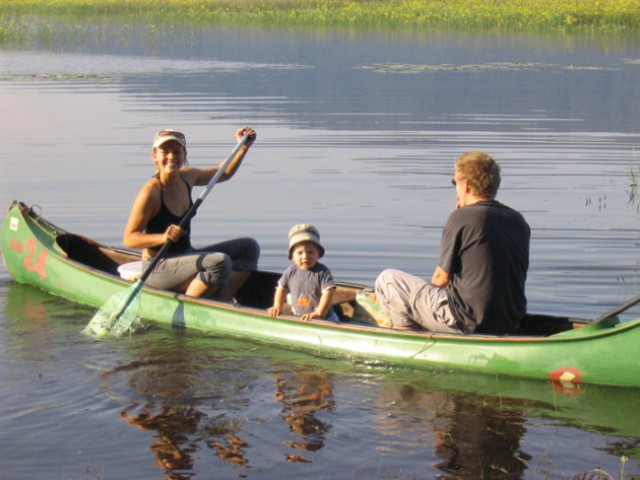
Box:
left=145, top=176, right=194, bottom=255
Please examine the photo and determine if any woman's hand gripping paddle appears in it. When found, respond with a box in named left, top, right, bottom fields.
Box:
left=83, top=134, right=252, bottom=337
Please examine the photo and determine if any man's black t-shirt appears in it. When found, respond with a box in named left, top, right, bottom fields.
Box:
left=438, top=200, right=530, bottom=334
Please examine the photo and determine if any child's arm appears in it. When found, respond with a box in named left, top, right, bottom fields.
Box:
left=301, top=286, right=335, bottom=322
left=268, top=286, right=287, bottom=317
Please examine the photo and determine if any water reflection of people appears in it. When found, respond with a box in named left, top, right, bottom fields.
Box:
left=274, top=366, right=335, bottom=462
left=118, top=400, right=252, bottom=475
left=104, top=352, right=254, bottom=476
left=120, top=405, right=202, bottom=473
left=432, top=398, right=529, bottom=478
left=120, top=403, right=252, bottom=473
left=113, top=365, right=336, bottom=475
left=378, top=382, right=529, bottom=479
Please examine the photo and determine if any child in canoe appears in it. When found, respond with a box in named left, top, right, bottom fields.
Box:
left=268, top=224, right=339, bottom=322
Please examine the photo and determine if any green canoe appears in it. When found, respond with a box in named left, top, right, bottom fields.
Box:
left=2, top=200, right=640, bottom=388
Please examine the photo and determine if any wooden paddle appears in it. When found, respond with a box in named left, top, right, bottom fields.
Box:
left=592, top=293, right=640, bottom=323
left=83, top=134, right=252, bottom=337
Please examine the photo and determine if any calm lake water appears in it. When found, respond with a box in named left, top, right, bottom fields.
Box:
left=1, top=26, right=640, bottom=479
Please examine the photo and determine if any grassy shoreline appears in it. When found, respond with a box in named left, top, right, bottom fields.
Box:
left=1, top=0, right=639, bottom=45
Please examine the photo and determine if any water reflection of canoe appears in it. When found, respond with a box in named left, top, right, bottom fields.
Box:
left=3, top=200, right=640, bottom=388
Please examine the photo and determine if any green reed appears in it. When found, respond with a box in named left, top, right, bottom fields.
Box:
left=1, top=0, right=639, bottom=46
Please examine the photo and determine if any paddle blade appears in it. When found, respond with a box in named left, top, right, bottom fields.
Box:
left=83, top=282, right=143, bottom=337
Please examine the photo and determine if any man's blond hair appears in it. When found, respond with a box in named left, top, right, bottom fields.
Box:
left=455, top=151, right=501, bottom=198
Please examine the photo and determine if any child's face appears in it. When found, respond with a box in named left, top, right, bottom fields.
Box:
left=291, top=241, right=320, bottom=270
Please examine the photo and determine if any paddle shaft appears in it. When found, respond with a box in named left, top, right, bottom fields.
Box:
left=138, top=134, right=250, bottom=284
left=593, top=293, right=640, bottom=323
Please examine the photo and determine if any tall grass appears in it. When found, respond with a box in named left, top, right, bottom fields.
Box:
left=1, top=0, right=639, bottom=40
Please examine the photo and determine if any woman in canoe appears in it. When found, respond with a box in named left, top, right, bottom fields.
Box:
left=123, top=127, right=259, bottom=299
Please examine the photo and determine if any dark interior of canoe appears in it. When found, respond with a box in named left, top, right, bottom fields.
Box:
left=56, top=232, right=581, bottom=337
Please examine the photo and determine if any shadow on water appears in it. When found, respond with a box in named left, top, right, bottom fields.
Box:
left=3, top=281, right=639, bottom=478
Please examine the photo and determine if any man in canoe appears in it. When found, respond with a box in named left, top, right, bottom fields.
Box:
left=374, top=151, right=530, bottom=335
left=123, top=127, right=260, bottom=299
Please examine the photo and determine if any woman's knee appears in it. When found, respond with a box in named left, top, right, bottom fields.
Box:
left=234, top=237, right=260, bottom=271
left=197, top=253, right=232, bottom=286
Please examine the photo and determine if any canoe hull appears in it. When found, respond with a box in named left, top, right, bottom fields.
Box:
left=3, top=200, right=640, bottom=388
